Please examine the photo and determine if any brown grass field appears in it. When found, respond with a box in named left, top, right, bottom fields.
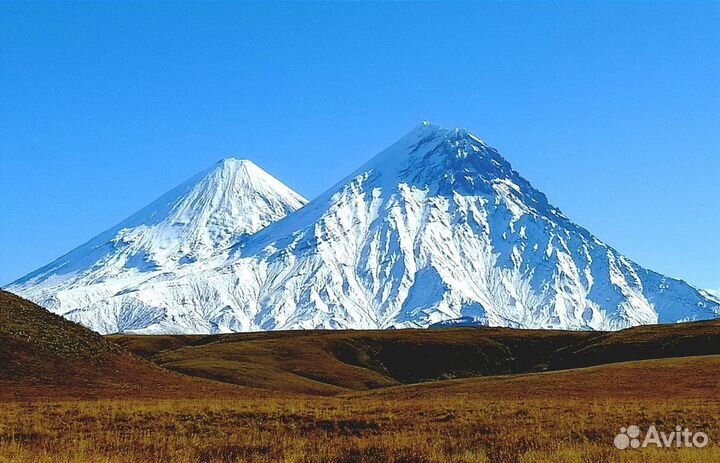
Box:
left=1, top=291, right=719, bottom=462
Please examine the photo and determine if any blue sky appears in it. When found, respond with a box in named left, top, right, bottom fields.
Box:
left=0, top=1, right=718, bottom=292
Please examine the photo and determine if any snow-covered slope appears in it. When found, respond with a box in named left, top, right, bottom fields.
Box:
left=8, top=158, right=307, bottom=332
left=9, top=124, right=719, bottom=333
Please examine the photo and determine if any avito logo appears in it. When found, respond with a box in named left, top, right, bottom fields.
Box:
left=614, top=425, right=709, bottom=450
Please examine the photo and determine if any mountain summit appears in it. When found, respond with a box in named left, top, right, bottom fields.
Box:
left=9, top=159, right=307, bottom=332
left=228, top=122, right=719, bottom=331
left=9, top=125, right=719, bottom=333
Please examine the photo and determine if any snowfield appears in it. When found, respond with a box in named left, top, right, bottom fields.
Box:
left=8, top=123, right=720, bottom=333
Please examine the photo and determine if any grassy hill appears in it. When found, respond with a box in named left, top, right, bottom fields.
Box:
left=547, top=319, right=720, bottom=370
left=110, top=320, right=720, bottom=395
left=110, top=328, right=596, bottom=394
left=0, top=290, right=256, bottom=400
left=364, top=354, right=720, bottom=401
left=6, top=285, right=718, bottom=399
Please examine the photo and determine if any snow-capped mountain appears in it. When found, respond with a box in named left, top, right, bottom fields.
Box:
left=8, top=158, right=307, bottom=332
left=9, top=123, right=719, bottom=333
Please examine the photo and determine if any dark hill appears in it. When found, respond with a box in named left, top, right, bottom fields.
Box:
left=547, top=319, right=720, bottom=370
left=111, top=321, right=720, bottom=395
left=0, top=290, right=253, bottom=400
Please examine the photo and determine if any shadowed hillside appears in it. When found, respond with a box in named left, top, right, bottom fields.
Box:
left=363, top=354, right=720, bottom=401
left=0, top=291, right=254, bottom=400
left=548, top=319, right=720, bottom=370
left=111, top=320, right=720, bottom=395
left=111, top=328, right=597, bottom=394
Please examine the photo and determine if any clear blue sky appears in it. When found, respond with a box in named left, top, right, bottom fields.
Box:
left=1, top=2, right=718, bottom=293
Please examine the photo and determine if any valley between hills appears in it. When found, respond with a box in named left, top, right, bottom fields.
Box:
left=1, top=290, right=719, bottom=463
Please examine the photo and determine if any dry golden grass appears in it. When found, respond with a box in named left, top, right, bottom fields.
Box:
left=1, top=396, right=717, bottom=463
left=1, top=355, right=718, bottom=463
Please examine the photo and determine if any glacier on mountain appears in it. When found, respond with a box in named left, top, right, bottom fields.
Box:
left=8, top=123, right=719, bottom=333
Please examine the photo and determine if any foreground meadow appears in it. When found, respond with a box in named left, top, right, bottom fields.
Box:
left=0, top=396, right=717, bottom=463
left=2, top=355, right=719, bottom=463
